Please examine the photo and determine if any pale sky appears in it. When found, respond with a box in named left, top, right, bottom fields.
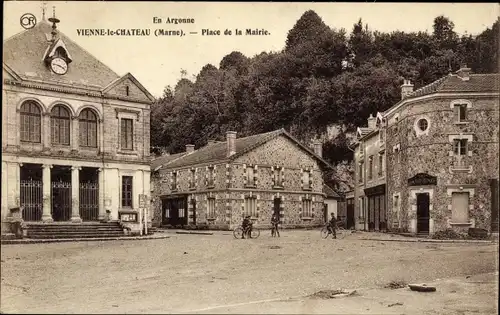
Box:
left=4, top=2, right=499, bottom=97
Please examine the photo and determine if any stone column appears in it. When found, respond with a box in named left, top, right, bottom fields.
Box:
left=71, top=116, right=79, bottom=151
left=70, top=166, right=82, bottom=222
left=41, top=164, right=53, bottom=222
left=98, top=168, right=105, bottom=221
left=43, top=113, right=51, bottom=149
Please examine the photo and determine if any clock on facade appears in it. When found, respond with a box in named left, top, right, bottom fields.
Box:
left=50, top=57, right=68, bottom=75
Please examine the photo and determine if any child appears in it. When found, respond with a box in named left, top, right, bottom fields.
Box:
left=271, top=213, right=280, bottom=237
left=242, top=215, right=252, bottom=239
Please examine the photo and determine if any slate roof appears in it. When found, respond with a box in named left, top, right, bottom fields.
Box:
left=323, top=184, right=341, bottom=199
left=405, top=73, right=499, bottom=99
left=357, top=127, right=374, bottom=137
left=3, top=20, right=120, bottom=89
left=151, top=152, right=187, bottom=171
left=160, top=129, right=333, bottom=170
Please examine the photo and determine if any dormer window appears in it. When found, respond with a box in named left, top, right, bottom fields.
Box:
left=54, top=47, right=68, bottom=60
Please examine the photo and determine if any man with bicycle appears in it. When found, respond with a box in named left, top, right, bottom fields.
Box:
left=242, top=215, right=253, bottom=239
left=327, top=213, right=337, bottom=239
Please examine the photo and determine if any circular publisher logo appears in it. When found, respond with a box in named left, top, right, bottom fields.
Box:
left=20, top=13, right=37, bottom=30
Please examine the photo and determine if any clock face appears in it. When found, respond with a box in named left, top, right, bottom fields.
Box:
left=50, top=57, right=68, bottom=75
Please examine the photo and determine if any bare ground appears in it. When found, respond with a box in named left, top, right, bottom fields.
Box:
left=1, top=230, right=498, bottom=314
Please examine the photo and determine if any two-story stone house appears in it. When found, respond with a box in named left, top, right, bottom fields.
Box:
left=1, top=15, right=155, bottom=234
left=151, top=129, right=333, bottom=229
left=354, top=66, right=499, bottom=236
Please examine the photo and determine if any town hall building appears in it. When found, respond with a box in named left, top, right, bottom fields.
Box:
left=1, top=14, right=155, bottom=235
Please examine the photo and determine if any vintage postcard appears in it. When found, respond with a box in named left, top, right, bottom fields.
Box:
left=2, top=1, right=499, bottom=314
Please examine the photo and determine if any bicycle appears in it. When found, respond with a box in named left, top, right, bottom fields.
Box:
left=320, top=223, right=350, bottom=239
left=233, top=225, right=260, bottom=239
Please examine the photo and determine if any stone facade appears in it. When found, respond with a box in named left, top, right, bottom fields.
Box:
left=1, top=19, right=154, bottom=234
left=354, top=68, right=499, bottom=235
left=151, top=131, right=331, bottom=230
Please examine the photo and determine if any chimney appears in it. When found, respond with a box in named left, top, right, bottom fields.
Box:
left=185, top=144, right=195, bottom=153
left=367, top=114, right=376, bottom=129
left=207, top=139, right=216, bottom=146
left=313, top=141, right=323, bottom=158
left=456, top=64, right=471, bottom=81
left=226, top=131, right=237, bottom=157
left=401, top=79, right=414, bottom=99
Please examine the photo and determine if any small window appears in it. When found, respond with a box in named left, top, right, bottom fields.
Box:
left=171, top=172, right=178, bottom=191
left=207, top=166, right=215, bottom=187
left=302, top=199, right=312, bottom=217
left=302, top=170, right=311, bottom=190
left=246, top=166, right=255, bottom=186
left=121, top=176, right=133, bottom=208
left=208, top=198, right=216, bottom=218
left=358, top=162, right=364, bottom=183
left=273, top=166, right=284, bottom=187
left=368, top=156, right=373, bottom=180
left=189, top=169, right=196, bottom=188
left=378, top=154, right=384, bottom=176
left=120, top=118, right=133, bottom=150
left=455, top=104, right=467, bottom=122
left=453, top=139, right=468, bottom=156
left=417, top=118, right=428, bottom=132
left=125, top=85, right=130, bottom=96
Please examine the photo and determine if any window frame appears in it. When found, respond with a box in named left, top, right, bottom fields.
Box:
left=50, top=105, right=71, bottom=146
left=79, top=108, right=98, bottom=148
left=20, top=101, right=42, bottom=143
left=121, top=176, right=133, bottom=208
left=120, top=118, right=134, bottom=151
left=302, top=199, right=313, bottom=218
left=368, top=156, right=374, bottom=180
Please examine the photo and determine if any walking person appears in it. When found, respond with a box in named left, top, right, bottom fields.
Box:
left=271, top=213, right=280, bottom=237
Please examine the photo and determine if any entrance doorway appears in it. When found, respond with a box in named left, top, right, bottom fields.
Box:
left=416, top=193, right=430, bottom=234
left=20, top=164, right=43, bottom=221
left=273, top=198, right=281, bottom=217
left=162, top=197, right=188, bottom=227
left=51, top=166, right=71, bottom=221
left=79, top=167, right=99, bottom=221
left=346, top=198, right=355, bottom=229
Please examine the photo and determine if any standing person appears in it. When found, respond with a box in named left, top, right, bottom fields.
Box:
left=241, top=215, right=252, bottom=239
left=271, top=213, right=280, bottom=237
left=328, top=213, right=337, bottom=239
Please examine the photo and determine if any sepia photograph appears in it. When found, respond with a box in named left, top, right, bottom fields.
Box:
left=1, top=1, right=499, bottom=314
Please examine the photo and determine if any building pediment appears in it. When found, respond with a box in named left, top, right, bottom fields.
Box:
left=408, top=173, right=437, bottom=186
left=102, top=73, right=155, bottom=103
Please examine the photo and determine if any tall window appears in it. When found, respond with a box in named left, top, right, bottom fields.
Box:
left=393, top=195, right=400, bottom=226
left=368, top=156, right=373, bottom=180
left=302, top=199, right=312, bottom=217
left=455, top=104, right=467, bottom=122
left=79, top=109, right=97, bottom=147
left=51, top=105, right=71, bottom=145
left=121, top=176, right=133, bottom=208
left=208, top=198, right=216, bottom=218
left=453, top=139, right=468, bottom=156
left=121, top=118, right=133, bottom=150
left=20, top=101, right=41, bottom=143
left=302, top=170, right=311, bottom=190
left=245, top=197, right=257, bottom=217
left=378, top=153, right=384, bottom=176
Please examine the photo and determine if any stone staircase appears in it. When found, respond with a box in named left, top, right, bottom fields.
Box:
left=25, top=222, right=126, bottom=239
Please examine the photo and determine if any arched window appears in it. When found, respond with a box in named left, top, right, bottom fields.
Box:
left=79, top=109, right=98, bottom=147
left=20, top=101, right=42, bottom=143
left=51, top=105, right=71, bottom=145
